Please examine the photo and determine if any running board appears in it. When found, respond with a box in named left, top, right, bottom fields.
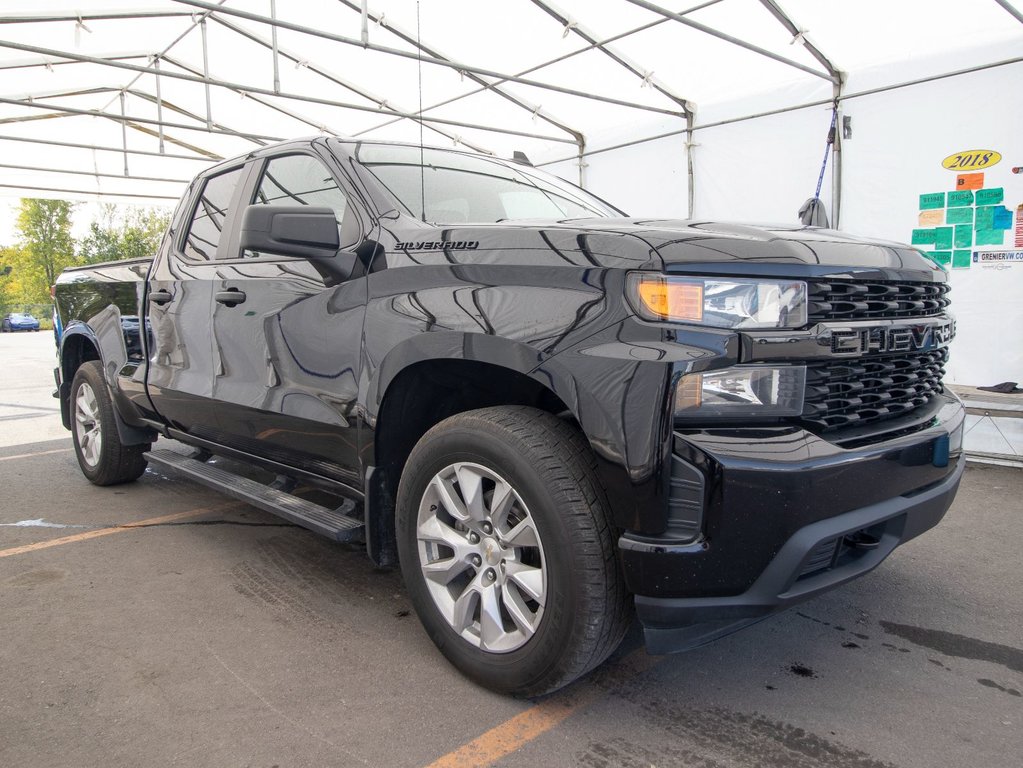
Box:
left=144, top=449, right=363, bottom=542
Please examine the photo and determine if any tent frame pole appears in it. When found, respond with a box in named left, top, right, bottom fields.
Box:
left=118, top=91, right=129, bottom=176
left=994, top=0, right=1023, bottom=25
left=351, top=1, right=722, bottom=140
left=172, top=0, right=685, bottom=117
left=334, top=0, right=584, bottom=150
left=199, top=17, right=212, bottom=130
left=535, top=54, right=1023, bottom=168
left=623, top=0, right=838, bottom=83
left=0, top=162, right=190, bottom=184
left=757, top=0, right=844, bottom=226
left=0, top=40, right=577, bottom=144
left=270, top=0, right=280, bottom=94
left=153, top=56, right=165, bottom=154
left=529, top=0, right=693, bottom=116
left=208, top=16, right=494, bottom=154
left=0, top=96, right=283, bottom=143
left=0, top=133, right=220, bottom=161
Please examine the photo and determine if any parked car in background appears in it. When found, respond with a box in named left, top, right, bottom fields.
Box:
left=1, top=313, right=41, bottom=332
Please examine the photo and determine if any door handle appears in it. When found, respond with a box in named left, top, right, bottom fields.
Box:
left=149, top=289, right=173, bottom=305
left=215, top=289, right=247, bottom=307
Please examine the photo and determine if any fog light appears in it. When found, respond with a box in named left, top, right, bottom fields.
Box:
left=675, top=366, right=806, bottom=418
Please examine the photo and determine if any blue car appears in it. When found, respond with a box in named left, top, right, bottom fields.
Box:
left=1, top=313, right=41, bottom=332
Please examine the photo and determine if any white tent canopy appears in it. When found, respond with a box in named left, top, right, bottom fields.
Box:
left=0, top=0, right=1020, bottom=211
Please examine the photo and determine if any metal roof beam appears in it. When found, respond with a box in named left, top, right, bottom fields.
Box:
left=162, top=53, right=344, bottom=139
left=0, top=53, right=148, bottom=71
left=994, top=0, right=1023, bottom=24
left=171, top=0, right=685, bottom=117
left=0, top=182, right=179, bottom=200
left=757, top=0, right=841, bottom=80
left=0, top=133, right=219, bottom=161
left=0, top=112, right=73, bottom=126
left=99, top=0, right=228, bottom=117
left=0, top=11, right=193, bottom=24
left=0, top=96, right=283, bottom=144
left=529, top=0, right=693, bottom=116
left=205, top=17, right=493, bottom=154
left=121, top=121, right=225, bottom=160
left=0, top=162, right=189, bottom=184
left=623, top=0, right=838, bottom=82
left=0, top=39, right=577, bottom=144
left=334, top=0, right=583, bottom=145
left=351, top=1, right=722, bottom=138
left=756, top=0, right=844, bottom=224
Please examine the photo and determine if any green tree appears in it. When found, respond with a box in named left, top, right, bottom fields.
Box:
left=76, top=204, right=121, bottom=265
left=15, top=198, right=76, bottom=302
left=78, top=204, right=170, bottom=265
left=0, top=245, right=16, bottom=313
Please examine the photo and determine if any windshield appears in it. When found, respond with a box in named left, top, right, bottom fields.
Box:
left=352, top=143, right=622, bottom=224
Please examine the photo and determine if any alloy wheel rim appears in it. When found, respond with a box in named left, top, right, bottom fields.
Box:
left=74, top=382, right=102, bottom=468
left=416, top=462, right=547, bottom=653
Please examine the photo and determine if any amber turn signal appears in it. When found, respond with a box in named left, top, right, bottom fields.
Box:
left=635, top=277, right=703, bottom=321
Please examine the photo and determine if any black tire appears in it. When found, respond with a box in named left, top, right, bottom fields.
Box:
left=396, top=405, right=631, bottom=697
left=70, top=361, right=148, bottom=486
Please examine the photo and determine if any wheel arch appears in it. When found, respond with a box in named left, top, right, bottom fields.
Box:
left=59, top=325, right=154, bottom=446
left=58, top=326, right=103, bottom=429
left=362, top=332, right=629, bottom=566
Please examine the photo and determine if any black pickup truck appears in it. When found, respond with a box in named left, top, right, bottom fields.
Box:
left=54, top=137, right=964, bottom=696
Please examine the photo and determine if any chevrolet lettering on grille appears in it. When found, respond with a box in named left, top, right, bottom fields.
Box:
left=829, top=318, right=956, bottom=356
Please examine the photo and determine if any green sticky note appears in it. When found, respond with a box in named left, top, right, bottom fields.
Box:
left=929, top=251, right=952, bottom=267
left=952, top=250, right=971, bottom=269
left=912, top=228, right=937, bottom=245
left=934, top=226, right=954, bottom=249
left=975, top=206, right=995, bottom=229
left=975, top=188, right=1004, bottom=206
left=954, top=225, right=972, bottom=248
left=946, top=207, right=974, bottom=225
left=948, top=190, right=974, bottom=207
left=919, top=192, right=945, bottom=210
left=976, top=229, right=1005, bottom=246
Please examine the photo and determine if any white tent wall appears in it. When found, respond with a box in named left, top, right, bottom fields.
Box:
left=839, top=57, right=1023, bottom=387
left=536, top=46, right=1022, bottom=388
left=545, top=131, right=690, bottom=217
left=689, top=104, right=834, bottom=222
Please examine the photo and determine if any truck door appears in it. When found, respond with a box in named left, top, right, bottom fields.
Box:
left=146, top=164, right=247, bottom=439
left=208, top=150, right=368, bottom=490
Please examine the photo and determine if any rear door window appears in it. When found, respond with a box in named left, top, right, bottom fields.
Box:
left=181, top=166, right=245, bottom=261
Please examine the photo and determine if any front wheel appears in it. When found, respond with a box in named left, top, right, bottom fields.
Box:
left=396, top=406, right=630, bottom=696
left=70, top=361, right=148, bottom=485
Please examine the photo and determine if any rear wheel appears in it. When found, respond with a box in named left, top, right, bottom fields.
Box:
left=396, top=406, right=630, bottom=696
left=71, top=361, right=148, bottom=485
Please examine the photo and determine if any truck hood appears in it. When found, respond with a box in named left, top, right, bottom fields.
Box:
left=423, top=218, right=946, bottom=282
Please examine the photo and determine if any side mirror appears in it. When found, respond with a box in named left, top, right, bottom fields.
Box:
left=239, top=205, right=340, bottom=259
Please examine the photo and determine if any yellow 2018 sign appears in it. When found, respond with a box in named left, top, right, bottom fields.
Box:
left=942, top=149, right=1001, bottom=171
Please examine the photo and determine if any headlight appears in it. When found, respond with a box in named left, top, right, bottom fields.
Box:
left=675, top=366, right=806, bottom=418
left=628, top=274, right=807, bottom=329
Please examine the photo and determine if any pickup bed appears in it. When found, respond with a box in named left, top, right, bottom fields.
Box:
left=54, top=137, right=964, bottom=695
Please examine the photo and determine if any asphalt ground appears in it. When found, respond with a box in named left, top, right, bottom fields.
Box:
left=1, top=330, right=1021, bottom=768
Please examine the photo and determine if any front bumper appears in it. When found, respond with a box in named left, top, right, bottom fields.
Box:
left=620, top=394, right=966, bottom=654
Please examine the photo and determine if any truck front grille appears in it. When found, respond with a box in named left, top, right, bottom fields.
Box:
left=801, top=348, right=948, bottom=431
left=807, top=280, right=950, bottom=322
